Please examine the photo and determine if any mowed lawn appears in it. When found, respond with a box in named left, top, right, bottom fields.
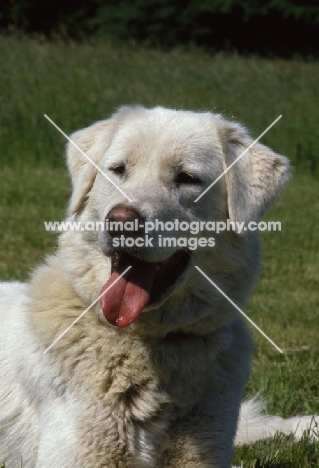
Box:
left=0, top=35, right=318, bottom=467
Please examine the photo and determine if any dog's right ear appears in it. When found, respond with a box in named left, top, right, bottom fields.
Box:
left=66, top=119, right=114, bottom=215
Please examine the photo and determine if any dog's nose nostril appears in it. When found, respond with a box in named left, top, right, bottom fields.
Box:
left=106, top=207, right=145, bottom=237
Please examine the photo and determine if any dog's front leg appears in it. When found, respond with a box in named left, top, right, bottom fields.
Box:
left=159, top=390, right=242, bottom=468
left=158, top=321, right=251, bottom=468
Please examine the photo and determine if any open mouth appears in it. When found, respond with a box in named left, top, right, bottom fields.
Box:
left=100, top=250, right=190, bottom=328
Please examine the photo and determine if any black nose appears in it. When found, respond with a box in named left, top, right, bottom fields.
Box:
left=105, top=206, right=145, bottom=238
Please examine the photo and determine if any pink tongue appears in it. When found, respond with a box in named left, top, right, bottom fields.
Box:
left=100, top=255, right=157, bottom=327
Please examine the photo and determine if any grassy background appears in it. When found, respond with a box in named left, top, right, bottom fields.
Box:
left=0, top=34, right=318, bottom=466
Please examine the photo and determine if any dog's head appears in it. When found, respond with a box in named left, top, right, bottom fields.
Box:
left=64, top=106, right=290, bottom=330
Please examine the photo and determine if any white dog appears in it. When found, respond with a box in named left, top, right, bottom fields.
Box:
left=0, top=106, right=316, bottom=467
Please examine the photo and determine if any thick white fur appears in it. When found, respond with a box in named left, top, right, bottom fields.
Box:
left=0, top=107, right=317, bottom=468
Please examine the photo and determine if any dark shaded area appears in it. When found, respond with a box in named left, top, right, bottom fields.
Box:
left=1, top=0, right=319, bottom=56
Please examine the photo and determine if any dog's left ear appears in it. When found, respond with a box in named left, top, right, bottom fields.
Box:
left=66, top=119, right=114, bottom=215
left=219, top=120, right=290, bottom=223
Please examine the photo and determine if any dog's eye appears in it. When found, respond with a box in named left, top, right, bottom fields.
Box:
left=175, top=172, right=202, bottom=186
left=110, top=164, right=126, bottom=175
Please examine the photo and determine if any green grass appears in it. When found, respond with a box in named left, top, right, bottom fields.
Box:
left=0, top=34, right=318, bottom=466
left=1, top=34, right=319, bottom=173
left=0, top=166, right=69, bottom=280
left=233, top=432, right=319, bottom=467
